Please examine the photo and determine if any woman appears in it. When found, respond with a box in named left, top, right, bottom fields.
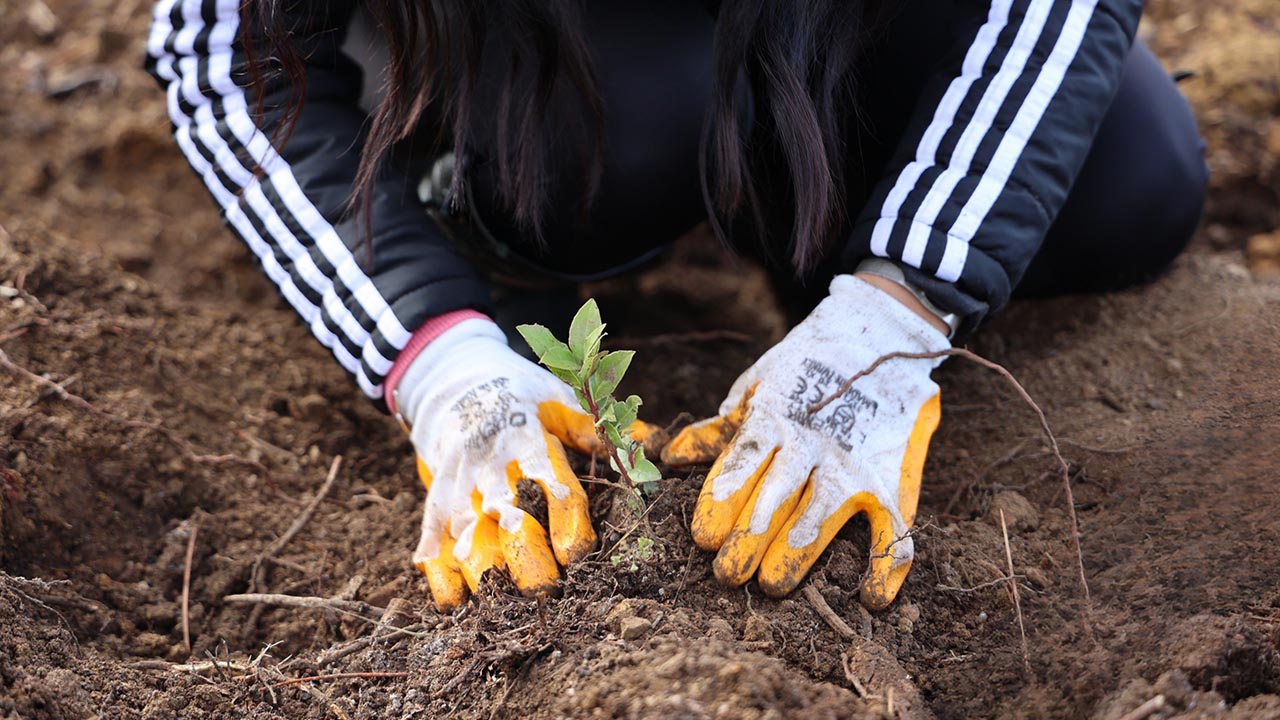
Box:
left=145, top=0, right=1206, bottom=611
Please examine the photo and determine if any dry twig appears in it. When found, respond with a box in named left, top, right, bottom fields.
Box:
left=808, top=347, right=1093, bottom=626
left=801, top=584, right=856, bottom=640
left=270, top=671, right=408, bottom=688
left=936, top=574, right=1026, bottom=594
left=315, top=623, right=430, bottom=666
left=224, top=592, right=384, bottom=619
left=1000, top=510, right=1031, bottom=677
left=249, top=456, right=343, bottom=593
left=1117, top=695, right=1167, bottom=720
left=840, top=652, right=869, bottom=698
left=182, top=520, right=199, bottom=653
left=241, top=456, right=342, bottom=636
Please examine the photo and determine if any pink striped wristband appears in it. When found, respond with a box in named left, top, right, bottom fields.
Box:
left=384, top=309, right=493, bottom=416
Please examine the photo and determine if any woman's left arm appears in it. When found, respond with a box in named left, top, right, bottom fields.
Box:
left=662, top=0, right=1145, bottom=609
left=843, top=0, right=1145, bottom=336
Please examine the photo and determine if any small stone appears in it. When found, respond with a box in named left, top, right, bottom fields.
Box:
left=1152, top=669, right=1193, bottom=709
left=899, top=602, right=921, bottom=623
left=1024, top=567, right=1052, bottom=589
left=986, top=491, right=1040, bottom=531
left=295, top=393, right=330, bottom=422
left=1246, top=230, right=1280, bottom=277
left=605, top=598, right=643, bottom=633
left=742, top=614, right=772, bottom=644
left=706, top=617, right=734, bottom=640
left=381, top=597, right=416, bottom=628
left=132, top=631, right=170, bottom=657
left=620, top=617, right=651, bottom=641
left=897, top=616, right=915, bottom=634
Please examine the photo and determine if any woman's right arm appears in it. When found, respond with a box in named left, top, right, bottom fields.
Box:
left=145, top=0, right=492, bottom=404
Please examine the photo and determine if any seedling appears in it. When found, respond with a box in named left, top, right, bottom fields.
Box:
left=518, top=300, right=661, bottom=498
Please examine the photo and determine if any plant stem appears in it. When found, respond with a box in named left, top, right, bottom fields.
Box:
left=581, top=380, right=643, bottom=500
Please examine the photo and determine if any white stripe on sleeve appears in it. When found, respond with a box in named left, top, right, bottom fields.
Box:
left=898, top=0, right=1058, bottom=267
left=936, top=0, right=1099, bottom=281
left=869, top=0, right=1016, bottom=258
left=149, top=0, right=417, bottom=395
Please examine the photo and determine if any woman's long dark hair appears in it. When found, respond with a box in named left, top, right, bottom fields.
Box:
left=248, top=0, right=881, bottom=275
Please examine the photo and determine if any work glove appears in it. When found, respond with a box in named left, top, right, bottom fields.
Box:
left=394, top=318, right=606, bottom=610
left=662, top=275, right=948, bottom=609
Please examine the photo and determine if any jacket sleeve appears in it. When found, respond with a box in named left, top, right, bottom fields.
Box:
left=843, top=0, right=1143, bottom=334
left=145, top=0, right=492, bottom=403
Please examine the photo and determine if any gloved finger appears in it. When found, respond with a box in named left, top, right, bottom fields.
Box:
left=860, top=393, right=940, bottom=608
left=897, top=393, right=941, bottom=529
left=416, top=533, right=468, bottom=611
left=412, top=483, right=467, bottom=610
left=497, top=508, right=561, bottom=598
left=537, top=401, right=602, bottom=453
left=690, top=419, right=776, bottom=551
left=537, top=400, right=663, bottom=457
left=507, top=436, right=597, bottom=566
left=626, top=419, right=666, bottom=455
left=661, top=384, right=756, bottom=466
left=756, top=481, right=869, bottom=598
left=453, top=492, right=506, bottom=592
left=860, top=496, right=913, bottom=611
left=415, top=456, right=433, bottom=492
left=712, top=448, right=813, bottom=586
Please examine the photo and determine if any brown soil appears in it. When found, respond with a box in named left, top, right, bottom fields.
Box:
left=2, top=1, right=1279, bottom=718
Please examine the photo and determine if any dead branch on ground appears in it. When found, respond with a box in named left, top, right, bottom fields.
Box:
left=224, top=592, right=384, bottom=619
left=315, top=623, right=431, bottom=667
left=801, top=584, right=857, bottom=640
left=270, top=672, right=408, bottom=688
left=240, top=455, right=342, bottom=637
left=1000, top=509, right=1031, bottom=678
left=182, top=519, right=199, bottom=653
left=248, top=456, right=343, bottom=593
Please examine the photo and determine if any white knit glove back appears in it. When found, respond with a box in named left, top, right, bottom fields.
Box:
left=663, top=275, right=949, bottom=608
left=397, top=319, right=600, bottom=609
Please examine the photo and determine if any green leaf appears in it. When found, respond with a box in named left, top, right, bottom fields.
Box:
left=568, top=299, right=603, bottom=359
left=517, top=324, right=560, bottom=360
left=539, top=344, right=580, bottom=372
left=592, top=350, right=633, bottom=399
left=550, top=367, right=579, bottom=386
left=604, top=424, right=627, bottom=452
left=596, top=404, right=616, bottom=425
left=614, top=398, right=638, bottom=430
left=580, top=325, right=607, bottom=363
left=630, top=457, right=662, bottom=486
left=635, top=536, right=654, bottom=561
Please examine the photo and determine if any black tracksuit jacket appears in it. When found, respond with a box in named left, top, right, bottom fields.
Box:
left=145, top=0, right=1145, bottom=403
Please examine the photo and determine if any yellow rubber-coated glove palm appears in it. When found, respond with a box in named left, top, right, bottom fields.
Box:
left=662, top=275, right=948, bottom=609
left=397, top=318, right=646, bottom=611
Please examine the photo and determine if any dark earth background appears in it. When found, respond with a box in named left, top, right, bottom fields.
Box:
left=1, top=1, right=1278, bottom=717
